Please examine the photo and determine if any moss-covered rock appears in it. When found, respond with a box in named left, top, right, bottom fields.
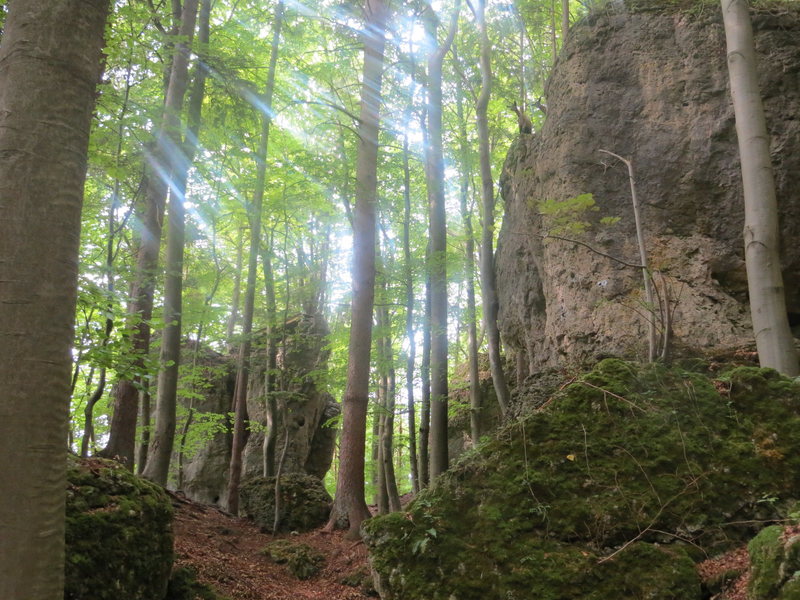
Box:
left=261, top=540, right=326, bottom=580
left=65, top=457, right=174, bottom=600
left=748, top=525, right=800, bottom=599
left=165, top=566, right=228, bottom=600
left=240, top=473, right=331, bottom=533
left=363, top=360, right=800, bottom=600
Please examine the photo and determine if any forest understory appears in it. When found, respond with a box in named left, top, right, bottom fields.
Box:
left=171, top=492, right=375, bottom=600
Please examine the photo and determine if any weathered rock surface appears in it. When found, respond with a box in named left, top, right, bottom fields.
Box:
left=364, top=360, right=800, bottom=600
left=748, top=525, right=800, bottom=600
left=242, top=312, right=339, bottom=481
left=176, top=346, right=235, bottom=506
left=497, top=2, right=800, bottom=372
left=65, top=457, right=174, bottom=600
left=177, top=314, right=338, bottom=511
left=240, top=472, right=332, bottom=533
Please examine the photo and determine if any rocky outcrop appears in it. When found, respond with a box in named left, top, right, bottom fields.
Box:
left=177, top=314, right=339, bottom=510
left=242, top=312, right=340, bottom=481
left=496, top=3, right=800, bottom=373
left=364, top=361, right=800, bottom=600
left=66, top=457, right=174, bottom=600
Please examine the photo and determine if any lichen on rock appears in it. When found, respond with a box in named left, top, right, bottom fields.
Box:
left=65, top=457, right=174, bottom=600
left=363, top=360, right=800, bottom=600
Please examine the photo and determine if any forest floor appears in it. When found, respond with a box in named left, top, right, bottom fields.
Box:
left=171, top=493, right=374, bottom=600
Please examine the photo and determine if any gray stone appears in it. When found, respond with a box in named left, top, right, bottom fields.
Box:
left=496, top=4, right=800, bottom=373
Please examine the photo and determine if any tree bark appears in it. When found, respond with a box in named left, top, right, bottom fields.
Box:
left=0, top=1, right=109, bottom=596
left=476, top=0, right=511, bottom=419
left=401, top=94, right=420, bottom=493
left=456, top=87, right=482, bottom=443
left=227, top=0, right=284, bottom=514
left=106, top=0, right=204, bottom=468
left=226, top=227, right=245, bottom=350
left=326, top=0, right=388, bottom=538
left=143, top=0, right=201, bottom=485
left=424, top=0, right=459, bottom=484
left=419, top=270, right=432, bottom=489
left=721, top=0, right=799, bottom=376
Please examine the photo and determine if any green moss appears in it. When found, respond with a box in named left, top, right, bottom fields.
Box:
left=166, top=566, right=228, bottom=600
left=240, top=473, right=332, bottom=533
left=262, top=540, right=325, bottom=580
left=364, top=361, right=800, bottom=600
left=65, top=457, right=174, bottom=600
left=749, top=526, right=800, bottom=599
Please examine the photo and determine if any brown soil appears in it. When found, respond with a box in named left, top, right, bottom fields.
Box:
left=170, top=493, right=373, bottom=600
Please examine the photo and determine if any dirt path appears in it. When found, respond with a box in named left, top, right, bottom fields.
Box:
left=171, top=494, right=374, bottom=600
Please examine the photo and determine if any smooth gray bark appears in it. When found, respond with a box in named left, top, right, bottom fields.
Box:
left=0, top=1, right=109, bottom=597
left=721, top=0, right=798, bottom=375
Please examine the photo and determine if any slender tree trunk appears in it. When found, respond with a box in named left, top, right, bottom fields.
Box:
left=227, top=0, right=284, bottom=514
left=226, top=226, right=245, bottom=350
left=721, top=0, right=799, bottom=376
left=419, top=271, right=432, bottom=489
left=456, top=88, right=482, bottom=443
left=476, top=0, right=511, bottom=419
left=326, top=0, right=388, bottom=538
left=561, top=0, right=569, bottom=41
left=382, top=322, right=402, bottom=512
left=143, top=0, right=201, bottom=485
left=424, top=0, right=459, bottom=484
left=401, top=98, right=420, bottom=494
left=137, top=387, right=152, bottom=474
left=261, top=233, right=279, bottom=478
left=106, top=0, right=204, bottom=468
left=0, top=1, right=109, bottom=596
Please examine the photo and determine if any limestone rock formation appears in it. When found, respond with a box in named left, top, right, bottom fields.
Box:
left=496, top=3, right=800, bottom=373
left=242, top=312, right=340, bottom=480
left=176, top=314, right=338, bottom=509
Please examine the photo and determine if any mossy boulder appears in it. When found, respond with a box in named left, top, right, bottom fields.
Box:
left=240, top=472, right=331, bottom=533
left=363, top=360, right=800, bottom=600
left=165, top=566, right=228, bottom=600
left=262, top=540, right=326, bottom=580
left=65, top=457, right=174, bottom=600
left=749, top=525, right=800, bottom=599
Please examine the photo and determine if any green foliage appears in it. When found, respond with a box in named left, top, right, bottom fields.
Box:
left=364, top=361, right=800, bottom=599
left=537, top=193, right=598, bottom=235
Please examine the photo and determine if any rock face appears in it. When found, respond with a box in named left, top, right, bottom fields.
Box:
left=177, top=314, right=339, bottom=510
left=176, top=347, right=235, bottom=506
left=65, top=457, right=174, bottom=600
left=242, top=312, right=340, bottom=481
left=363, top=360, right=800, bottom=600
left=496, top=3, right=800, bottom=373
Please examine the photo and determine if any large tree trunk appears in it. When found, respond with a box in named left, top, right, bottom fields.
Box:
left=326, top=0, right=388, bottom=538
left=0, top=1, right=109, bottom=596
left=721, top=0, right=798, bottom=376
left=476, top=0, right=511, bottom=418
left=226, top=0, right=284, bottom=515
left=143, top=0, right=201, bottom=485
left=424, top=0, right=459, bottom=483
